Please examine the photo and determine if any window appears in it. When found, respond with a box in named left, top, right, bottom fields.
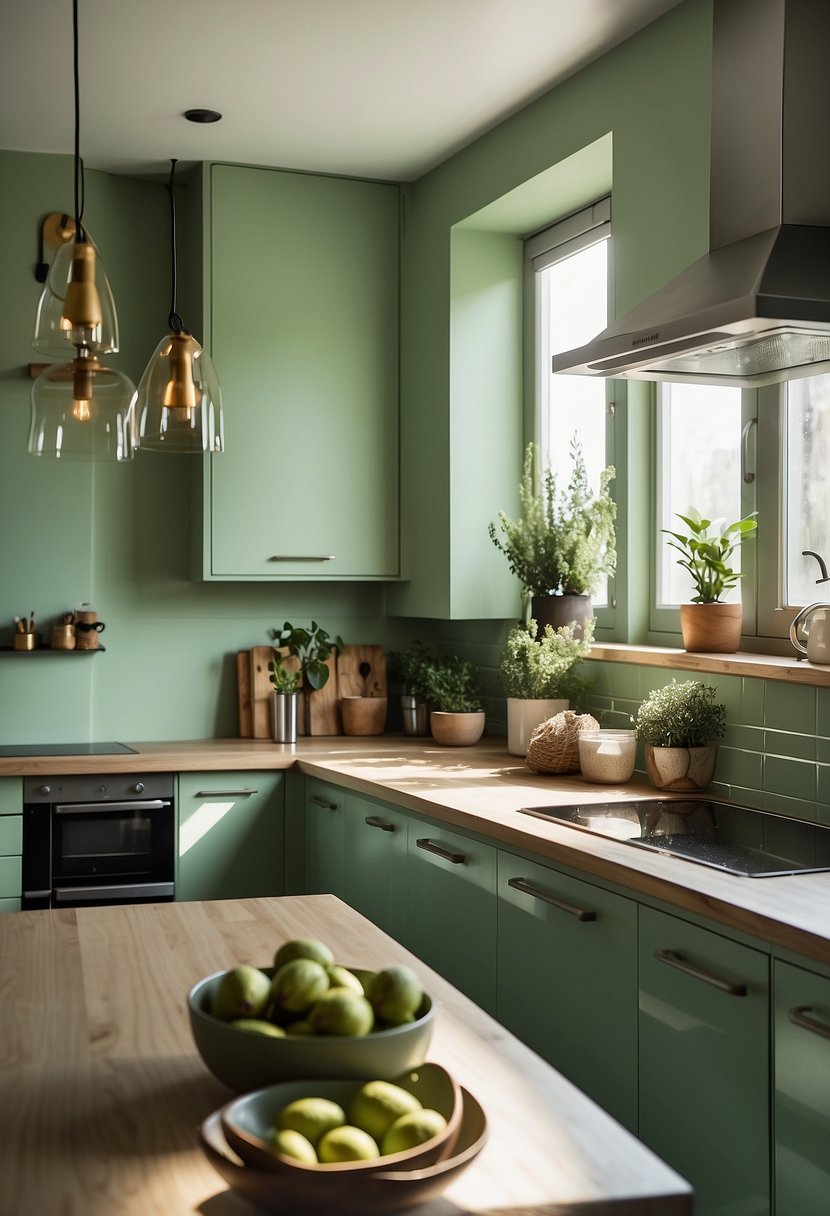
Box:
left=527, top=200, right=614, bottom=611
left=784, top=374, right=830, bottom=605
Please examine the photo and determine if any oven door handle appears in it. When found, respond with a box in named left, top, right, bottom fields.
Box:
left=54, top=882, right=175, bottom=903
left=53, top=799, right=172, bottom=814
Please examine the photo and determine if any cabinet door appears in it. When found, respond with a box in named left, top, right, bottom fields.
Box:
left=639, top=906, right=769, bottom=1216
left=206, top=163, right=399, bottom=580
left=405, top=822, right=497, bottom=1014
left=343, top=795, right=408, bottom=942
left=303, top=778, right=347, bottom=898
left=177, top=771, right=284, bottom=901
left=497, top=853, right=638, bottom=1131
left=774, top=959, right=830, bottom=1215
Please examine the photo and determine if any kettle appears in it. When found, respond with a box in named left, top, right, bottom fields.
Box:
left=789, top=602, right=830, bottom=664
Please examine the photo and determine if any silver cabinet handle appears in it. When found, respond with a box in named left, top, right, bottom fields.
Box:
left=193, top=788, right=258, bottom=797
left=654, top=948, right=747, bottom=996
left=789, top=1005, right=830, bottom=1041
left=269, top=555, right=335, bottom=562
left=741, top=417, right=757, bottom=483
left=310, top=795, right=338, bottom=810
left=507, top=876, right=596, bottom=922
left=416, top=838, right=465, bottom=864
left=55, top=799, right=170, bottom=814
left=365, top=815, right=395, bottom=832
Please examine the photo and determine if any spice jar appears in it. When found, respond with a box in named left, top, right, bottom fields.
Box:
left=578, top=729, right=637, bottom=784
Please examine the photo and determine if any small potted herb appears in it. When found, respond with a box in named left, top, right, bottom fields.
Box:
left=500, top=618, right=595, bottom=756
left=268, top=653, right=302, bottom=743
left=387, top=641, right=435, bottom=736
left=663, top=508, right=758, bottom=653
left=635, top=679, right=726, bottom=790
left=270, top=621, right=344, bottom=735
left=423, top=655, right=486, bottom=746
left=489, top=438, right=616, bottom=637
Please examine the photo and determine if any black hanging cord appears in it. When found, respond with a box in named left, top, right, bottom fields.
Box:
left=167, top=159, right=184, bottom=334
left=72, top=0, right=86, bottom=240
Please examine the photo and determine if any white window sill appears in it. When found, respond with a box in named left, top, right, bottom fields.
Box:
left=586, top=643, right=830, bottom=688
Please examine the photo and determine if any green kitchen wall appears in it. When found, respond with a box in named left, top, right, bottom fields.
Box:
left=6, top=0, right=814, bottom=779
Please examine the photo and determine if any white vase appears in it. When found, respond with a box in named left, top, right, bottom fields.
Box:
left=506, top=697, right=568, bottom=757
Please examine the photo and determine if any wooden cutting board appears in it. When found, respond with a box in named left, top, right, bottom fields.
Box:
left=337, top=645, right=387, bottom=698
left=236, top=651, right=252, bottom=737
left=304, top=655, right=341, bottom=735
left=249, top=646, right=274, bottom=739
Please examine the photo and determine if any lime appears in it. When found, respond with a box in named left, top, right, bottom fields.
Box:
left=348, top=1080, right=422, bottom=1141
left=317, top=1125, right=380, bottom=1162
left=276, top=1097, right=346, bottom=1146
left=381, top=1108, right=447, bottom=1155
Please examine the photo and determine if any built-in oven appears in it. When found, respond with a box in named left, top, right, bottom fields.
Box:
left=22, top=773, right=175, bottom=909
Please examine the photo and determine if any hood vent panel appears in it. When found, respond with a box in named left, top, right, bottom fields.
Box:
left=554, top=0, right=830, bottom=386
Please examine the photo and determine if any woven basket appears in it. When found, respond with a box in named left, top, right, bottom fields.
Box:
left=525, top=710, right=600, bottom=774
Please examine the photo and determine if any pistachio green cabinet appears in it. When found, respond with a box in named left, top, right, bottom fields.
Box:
left=204, top=163, right=399, bottom=580
left=638, top=905, right=770, bottom=1216
left=774, top=959, right=830, bottom=1215
left=404, top=820, right=497, bottom=1015
left=176, top=771, right=284, bottom=901
left=496, top=853, right=638, bottom=1131
left=302, top=777, right=348, bottom=899
left=0, top=778, right=21, bottom=911
left=343, top=795, right=408, bottom=943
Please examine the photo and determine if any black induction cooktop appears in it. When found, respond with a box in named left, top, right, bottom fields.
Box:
left=0, top=742, right=137, bottom=756
left=520, top=799, right=830, bottom=877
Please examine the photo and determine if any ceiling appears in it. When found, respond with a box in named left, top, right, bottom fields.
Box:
left=0, top=0, right=684, bottom=182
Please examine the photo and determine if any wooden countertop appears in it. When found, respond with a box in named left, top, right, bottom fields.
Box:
left=0, top=896, right=691, bottom=1215
left=3, top=736, right=830, bottom=966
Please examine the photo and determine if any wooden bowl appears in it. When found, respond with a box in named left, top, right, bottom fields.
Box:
left=187, top=967, right=435, bottom=1093
left=199, top=1084, right=488, bottom=1216
left=220, top=1062, right=461, bottom=1175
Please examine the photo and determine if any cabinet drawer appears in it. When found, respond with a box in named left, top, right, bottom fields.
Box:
left=0, top=855, right=21, bottom=899
left=774, top=959, right=830, bottom=1215
left=0, top=778, right=21, bottom=816
left=0, top=815, right=21, bottom=856
left=303, top=778, right=347, bottom=898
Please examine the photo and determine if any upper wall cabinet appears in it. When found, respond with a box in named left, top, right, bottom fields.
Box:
left=200, top=164, right=400, bottom=580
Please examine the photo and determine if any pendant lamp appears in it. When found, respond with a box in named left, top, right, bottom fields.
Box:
left=136, top=160, right=223, bottom=453
left=28, top=0, right=136, bottom=461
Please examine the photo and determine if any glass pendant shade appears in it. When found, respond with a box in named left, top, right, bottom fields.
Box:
left=29, top=355, right=137, bottom=461
left=136, top=330, right=224, bottom=453
left=32, top=237, right=120, bottom=359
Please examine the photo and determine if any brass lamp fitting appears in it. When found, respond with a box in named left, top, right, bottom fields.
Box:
left=162, top=331, right=199, bottom=414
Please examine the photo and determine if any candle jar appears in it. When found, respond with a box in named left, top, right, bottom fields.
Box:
left=578, top=729, right=637, bottom=784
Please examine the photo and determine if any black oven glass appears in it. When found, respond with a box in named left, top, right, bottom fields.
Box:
left=55, top=810, right=155, bottom=878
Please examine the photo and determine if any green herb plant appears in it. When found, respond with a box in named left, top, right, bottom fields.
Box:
left=635, top=679, right=727, bottom=748
left=423, top=656, right=485, bottom=714
left=500, top=618, right=594, bottom=703
left=271, top=621, right=344, bottom=691
left=268, top=653, right=302, bottom=694
left=387, top=641, right=435, bottom=702
left=489, top=438, right=616, bottom=599
left=663, top=508, right=758, bottom=603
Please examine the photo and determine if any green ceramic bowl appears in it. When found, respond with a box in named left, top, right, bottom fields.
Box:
left=188, top=968, right=435, bottom=1093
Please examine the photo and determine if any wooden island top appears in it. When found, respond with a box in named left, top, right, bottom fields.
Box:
left=0, top=895, right=691, bottom=1215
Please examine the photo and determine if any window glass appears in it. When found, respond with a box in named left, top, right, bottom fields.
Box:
left=657, top=383, right=743, bottom=606
left=785, top=374, right=830, bottom=604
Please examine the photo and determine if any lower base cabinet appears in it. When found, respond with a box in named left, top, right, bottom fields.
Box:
left=497, top=853, right=638, bottom=1131
left=774, top=959, right=830, bottom=1216
left=638, top=905, right=770, bottom=1216
left=176, top=771, right=284, bottom=902
left=343, top=796, right=408, bottom=944
left=0, top=778, right=21, bottom=913
left=405, top=820, right=497, bottom=1015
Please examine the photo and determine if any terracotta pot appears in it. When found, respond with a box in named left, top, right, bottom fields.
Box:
left=506, top=698, right=568, bottom=757
left=679, top=602, right=742, bottom=653
left=430, top=711, right=485, bottom=747
left=531, top=594, right=592, bottom=640
left=645, top=743, right=718, bottom=791
left=341, top=696, right=387, bottom=736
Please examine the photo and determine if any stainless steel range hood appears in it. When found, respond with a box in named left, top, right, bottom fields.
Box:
left=554, top=0, right=830, bottom=387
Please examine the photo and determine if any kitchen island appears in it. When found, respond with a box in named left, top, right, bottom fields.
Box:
left=0, top=894, right=692, bottom=1215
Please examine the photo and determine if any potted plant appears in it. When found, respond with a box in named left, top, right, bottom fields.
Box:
left=423, top=655, right=486, bottom=746
left=268, top=652, right=302, bottom=743
left=635, top=679, right=726, bottom=791
left=489, top=438, right=616, bottom=637
left=663, top=508, right=758, bottom=653
left=387, top=641, right=434, bottom=737
left=270, top=621, right=344, bottom=736
left=500, top=618, right=595, bottom=756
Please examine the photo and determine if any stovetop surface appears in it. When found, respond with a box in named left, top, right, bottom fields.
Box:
left=520, top=798, right=830, bottom=877
left=0, top=742, right=137, bottom=756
